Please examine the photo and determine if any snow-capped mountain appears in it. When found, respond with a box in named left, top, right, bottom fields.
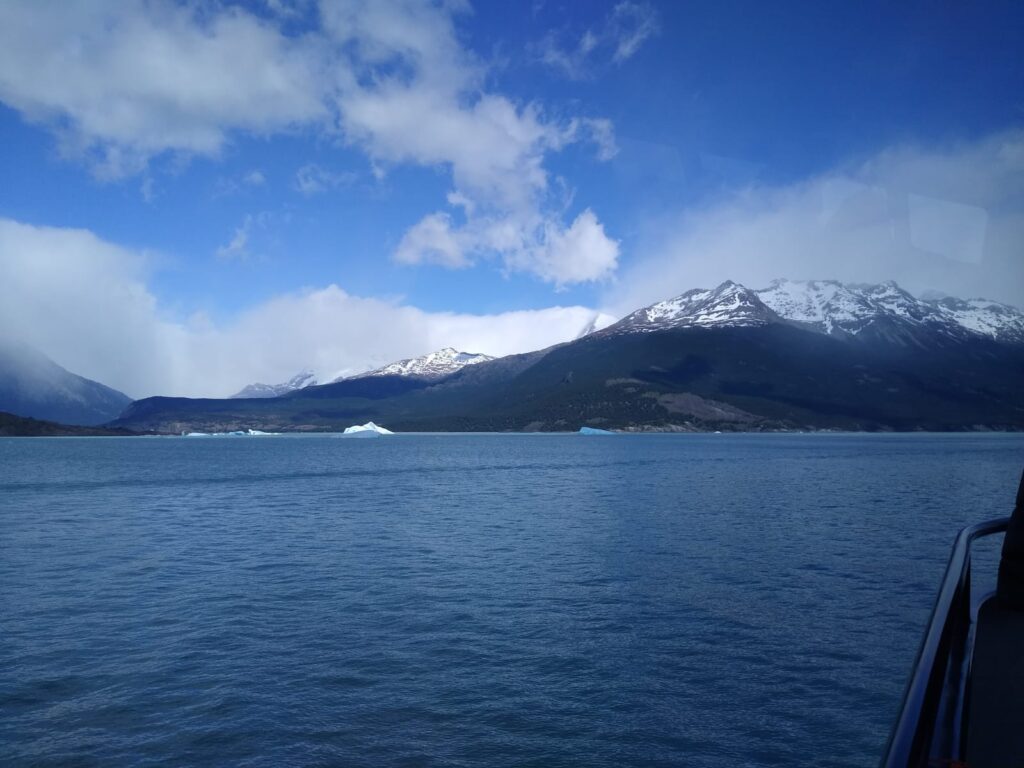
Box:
left=340, top=348, right=494, bottom=382
left=604, top=281, right=779, bottom=334
left=754, top=279, right=970, bottom=345
left=754, top=279, right=886, bottom=335
left=605, top=279, right=1024, bottom=346
left=115, top=277, right=1024, bottom=434
left=929, top=296, right=1024, bottom=344
left=231, top=370, right=317, bottom=399
left=757, top=279, right=1024, bottom=346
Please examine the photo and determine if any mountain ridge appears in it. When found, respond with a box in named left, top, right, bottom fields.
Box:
left=340, top=347, right=494, bottom=382
left=231, top=370, right=318, bottom=399
left=604, top=278, right=1024, bottom=346
left=109, top=278, right=1024, bottom=434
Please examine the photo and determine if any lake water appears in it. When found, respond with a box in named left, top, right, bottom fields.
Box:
left=2, top=433, right=1022, bottom=767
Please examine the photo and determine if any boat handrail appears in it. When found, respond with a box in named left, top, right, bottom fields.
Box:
left=881, top=516, right=1010, bottom=768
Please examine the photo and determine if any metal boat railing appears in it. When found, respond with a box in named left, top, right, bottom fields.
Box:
left=881, top=517, right=1010, bottom=768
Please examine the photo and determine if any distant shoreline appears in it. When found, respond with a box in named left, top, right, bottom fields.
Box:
left=2, top=413, right=1021, bottom=438
left=0, top=412, right=144, bottom=437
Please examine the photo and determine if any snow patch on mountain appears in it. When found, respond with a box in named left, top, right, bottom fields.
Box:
left=930, top=297, right=1024, bottom=344
left=754, top=279, right=879, bottom=334
left=341, top=347, right=495, bottom=382
left=231, top=370, right=317, bottom=399
left=757, top=279, right=1024, bottom=344
left=605, top=278, right=1024, bottom=345
left=606, top=281, right=779, bottom=334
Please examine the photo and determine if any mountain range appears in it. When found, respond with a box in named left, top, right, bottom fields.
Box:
left=111, top=279, right=1024, bottom=434
left=229, top=347, right=494, bottom=399
left=347, top=347, right=494, bottom=381
left=231, top=370, right=319, bottom=399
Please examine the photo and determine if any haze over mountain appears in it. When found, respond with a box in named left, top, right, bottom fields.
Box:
left=112, top=279, right=1024, bottom=434
left=0, top=339, right=131, bottom=426
left=232, top=371, right=318, bottom=399
left=230, top=349, right=495, bottom=399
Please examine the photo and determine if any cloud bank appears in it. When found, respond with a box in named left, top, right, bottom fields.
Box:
left=0, top=218, right=611, bottom=400
left=610, top=130, right=1024, bottom=315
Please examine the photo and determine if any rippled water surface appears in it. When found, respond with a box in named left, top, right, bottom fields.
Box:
left=2, top=433, right=1022, bottom=767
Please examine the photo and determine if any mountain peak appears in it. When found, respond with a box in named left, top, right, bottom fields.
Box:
left=604, top=278, right=1024, bottom=345
left=604, top=280, right=779, bottom=335
left=231, top=370, right=317, bottom=399
left=341, top=347, right=495, bottom=382
left=756, top=278, right=1024, bottom=344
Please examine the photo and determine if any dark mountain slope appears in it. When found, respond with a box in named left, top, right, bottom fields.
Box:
left=420, top=324, right=1024, bottom=431
left=0, top=340, right=132, bottom=426
left=285, top=374, right=435, bottom=400
left=110, top=279, right=1024, bottom=433
left=0, top=411, right=139, bottom=436
left=110, top=322, right=1024, bottom=433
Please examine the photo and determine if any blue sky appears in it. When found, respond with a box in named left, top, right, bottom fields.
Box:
left=0, top=0, right=1022, bottom=397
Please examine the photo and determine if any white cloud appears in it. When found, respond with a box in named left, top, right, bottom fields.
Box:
left=317, top=0, right=619, bottom=284
left=394, top=212, right=471, bottom=268
left=609, top=131, right=1024, bottom=315
left=243, top=170, right=267, bottom=187
left=140, top=176, right=157, bottom=203
left=507, top=209, right=620, bottom=287
left=0, top=0, right=327, bottom=176
left=293, top=163, right=356, bottom=195
left=213, top=169, right=268, bottom=197
left=580, top=117, right=619, bottom=162
left=907, top=193, right=988, bottom=264
left=0, top=218, right=180, bottom=398
left=263, top=0, right=312, bottom=18
left=0, top=0, right=620, bottom=285
left=394, top=207, right=620, bottom=287
left=608, top=2, right=661, bottom=62
left=216, top=216, right=255, bottom=261
left=0, top=218, right=606, bottom=399
left=538, top=1, right=660, bottom=79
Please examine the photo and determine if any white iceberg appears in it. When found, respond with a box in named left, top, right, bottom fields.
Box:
left=341, top=421, right=394, bottom=438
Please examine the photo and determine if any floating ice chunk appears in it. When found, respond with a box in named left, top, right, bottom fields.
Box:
left=341, top=421, right=394, bottom=437
left=579, top=426, right=616, bottom=435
